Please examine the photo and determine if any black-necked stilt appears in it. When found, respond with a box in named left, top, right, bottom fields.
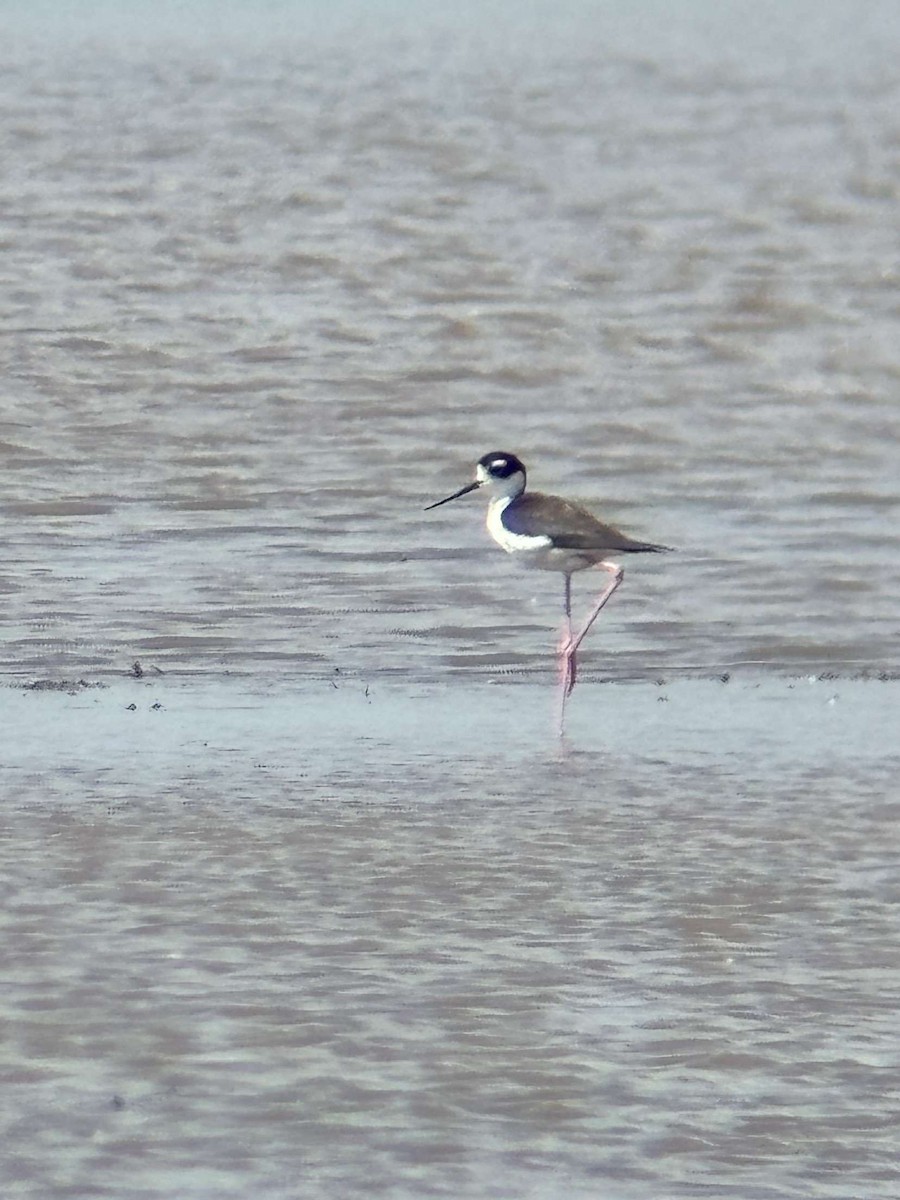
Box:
left=426, top=451, right=670, bottom=727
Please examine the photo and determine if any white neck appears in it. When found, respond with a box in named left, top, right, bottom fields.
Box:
left=477, top=468, right=526, bottom=503
left=486, top=494, right=520, bottom=553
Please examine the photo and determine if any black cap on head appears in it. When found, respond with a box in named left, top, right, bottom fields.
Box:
left=477, top=452, right=526, bottom=480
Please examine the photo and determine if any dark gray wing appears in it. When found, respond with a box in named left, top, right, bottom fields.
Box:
left=506, top=492, right=670, bottom=553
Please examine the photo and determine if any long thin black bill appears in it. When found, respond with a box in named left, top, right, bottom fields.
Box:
left=424, top=481, right=480, bottom=510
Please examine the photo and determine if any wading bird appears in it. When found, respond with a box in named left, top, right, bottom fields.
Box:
left=426, top=451, right=670, bottom=729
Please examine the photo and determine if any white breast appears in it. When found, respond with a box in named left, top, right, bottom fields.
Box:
left=486, top=497, right=552, bottom=555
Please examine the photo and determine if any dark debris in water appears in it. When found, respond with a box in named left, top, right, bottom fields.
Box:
left=787, top=669, right=900, bottom=683
left=22, top=679, right=108, bottom=693
left=129, top=660, right=164, bottom=677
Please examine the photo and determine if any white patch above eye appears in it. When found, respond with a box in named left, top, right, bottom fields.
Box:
left=487, top=458, right=509, bottom=473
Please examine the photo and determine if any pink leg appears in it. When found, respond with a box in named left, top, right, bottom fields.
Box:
left=557, top=574, right=576, bottom=696
left=569, top=562, right=624, bottom=659
left=557, top=574, right=580, bottom=735
left=558, top=562, right=624, bottom=731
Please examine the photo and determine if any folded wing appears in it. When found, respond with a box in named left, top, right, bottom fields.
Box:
left=505, top=492, right=671, bottom=553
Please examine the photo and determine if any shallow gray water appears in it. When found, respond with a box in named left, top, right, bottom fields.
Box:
left=0, top=3, right=898, bottom=1197
left=2, top=676, right=899, bottom=1200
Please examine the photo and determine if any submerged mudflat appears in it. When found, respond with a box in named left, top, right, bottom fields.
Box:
left=3, top=673, right=898, bottom=1198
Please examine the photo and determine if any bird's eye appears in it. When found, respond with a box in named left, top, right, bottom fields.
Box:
left=489, top=458, right=508, bottom=474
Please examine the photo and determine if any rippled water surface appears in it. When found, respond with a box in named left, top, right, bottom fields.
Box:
left=1, top=3, right=898, bottom=1197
